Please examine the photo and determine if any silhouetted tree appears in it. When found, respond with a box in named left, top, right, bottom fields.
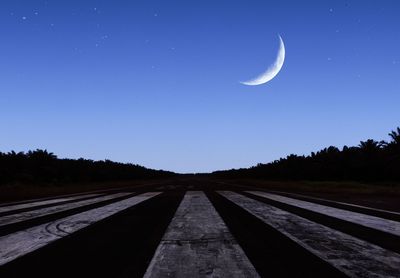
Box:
left=27, top=149, right=57, bottom=161
left=358, top=139, right=384, bottom=152
left=389, top=127, right=400, bottom=144
left=0, top=149, right=175, bottom=186
left=212, top=127, right=400, bottom=182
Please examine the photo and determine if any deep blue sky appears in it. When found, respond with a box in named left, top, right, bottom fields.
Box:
left=1, top=1, right=399, bottom=173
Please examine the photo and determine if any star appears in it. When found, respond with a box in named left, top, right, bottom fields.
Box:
left=22, top=16, right=27, bottom=20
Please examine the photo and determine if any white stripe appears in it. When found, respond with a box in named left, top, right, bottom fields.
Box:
left=0, top=192, right=131, bottom=227
left=268, top=190, right=400, bottom=216
left=144, top=191, right=259, bottom=278
left=219, top=191, right=400, bottom=278
left=0, top=193, right=102, bottom=214
left=247, top=191, right=400, bottom=236
left=0, top=192, right=161, bottom=266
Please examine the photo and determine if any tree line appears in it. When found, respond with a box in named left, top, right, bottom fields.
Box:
left=212, top=127, right=400, bottom=181
left=0, top=150, right=175, bottom=186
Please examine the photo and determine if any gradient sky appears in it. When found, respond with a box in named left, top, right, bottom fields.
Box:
left=1, top=1, right=399, bottom=173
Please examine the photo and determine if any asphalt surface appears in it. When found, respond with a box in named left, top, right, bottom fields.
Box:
left=0, top=179, right=399, bottom=278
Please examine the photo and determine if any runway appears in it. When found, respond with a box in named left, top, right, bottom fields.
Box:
left=0, top=181, right=399, bottom=277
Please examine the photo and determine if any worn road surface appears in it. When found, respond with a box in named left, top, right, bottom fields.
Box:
left=0, top=180, right=399, bottom=278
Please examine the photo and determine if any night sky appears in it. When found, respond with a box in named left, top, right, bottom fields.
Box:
left=1, top=1, right=399, bottom=173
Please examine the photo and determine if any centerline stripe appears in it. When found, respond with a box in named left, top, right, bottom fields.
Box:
left=143, top=191, right=260, bottom=278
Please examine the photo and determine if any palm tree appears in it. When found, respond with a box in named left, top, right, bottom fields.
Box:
left=27, top=149, right=57, bottom=162
left=388, top=127, right=400, bottom=144
left=358, top=139, right=384, bottom=153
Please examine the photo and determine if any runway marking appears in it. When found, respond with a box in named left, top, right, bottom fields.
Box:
left=268, top=190, right=400, bottom=216
left=0, top=192, right=161, bottom=266
left=219, top=191, right=400, bottom=278
left=143, top=191, right=260, bottom=278
left=0, top=192, right=131, bottom=227
left=246, top=191, right=400, bottom=236
left=0, top=193, right=102, bottom=215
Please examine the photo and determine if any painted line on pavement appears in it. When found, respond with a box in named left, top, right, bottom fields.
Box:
left=0, top=193, right=131, bottom=227
left=0, top=193, right=102, bottom=215
left=144, top=191, right=260, bottom=278
left=269, top=190, right=400, bottom=216
left=0, top=192, right=161, bottom=266
left=247, top=191, right=400, bottom=236
left=219, top=191, right=400, bottom=278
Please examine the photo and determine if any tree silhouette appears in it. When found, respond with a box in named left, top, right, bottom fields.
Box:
left=213, top=127, right=400, bottom=182
left=389, top=127, right=400, bottom=144
left=27, top=149, right=57, bottom=161
left=359, top=139, right=381, bottom=150
left=0, top=149, right=175, bottom=186
left=2, top=127, right=400, bottom=185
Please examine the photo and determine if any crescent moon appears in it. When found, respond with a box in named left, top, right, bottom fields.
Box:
left=241, top=35, right=285, bottom=86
